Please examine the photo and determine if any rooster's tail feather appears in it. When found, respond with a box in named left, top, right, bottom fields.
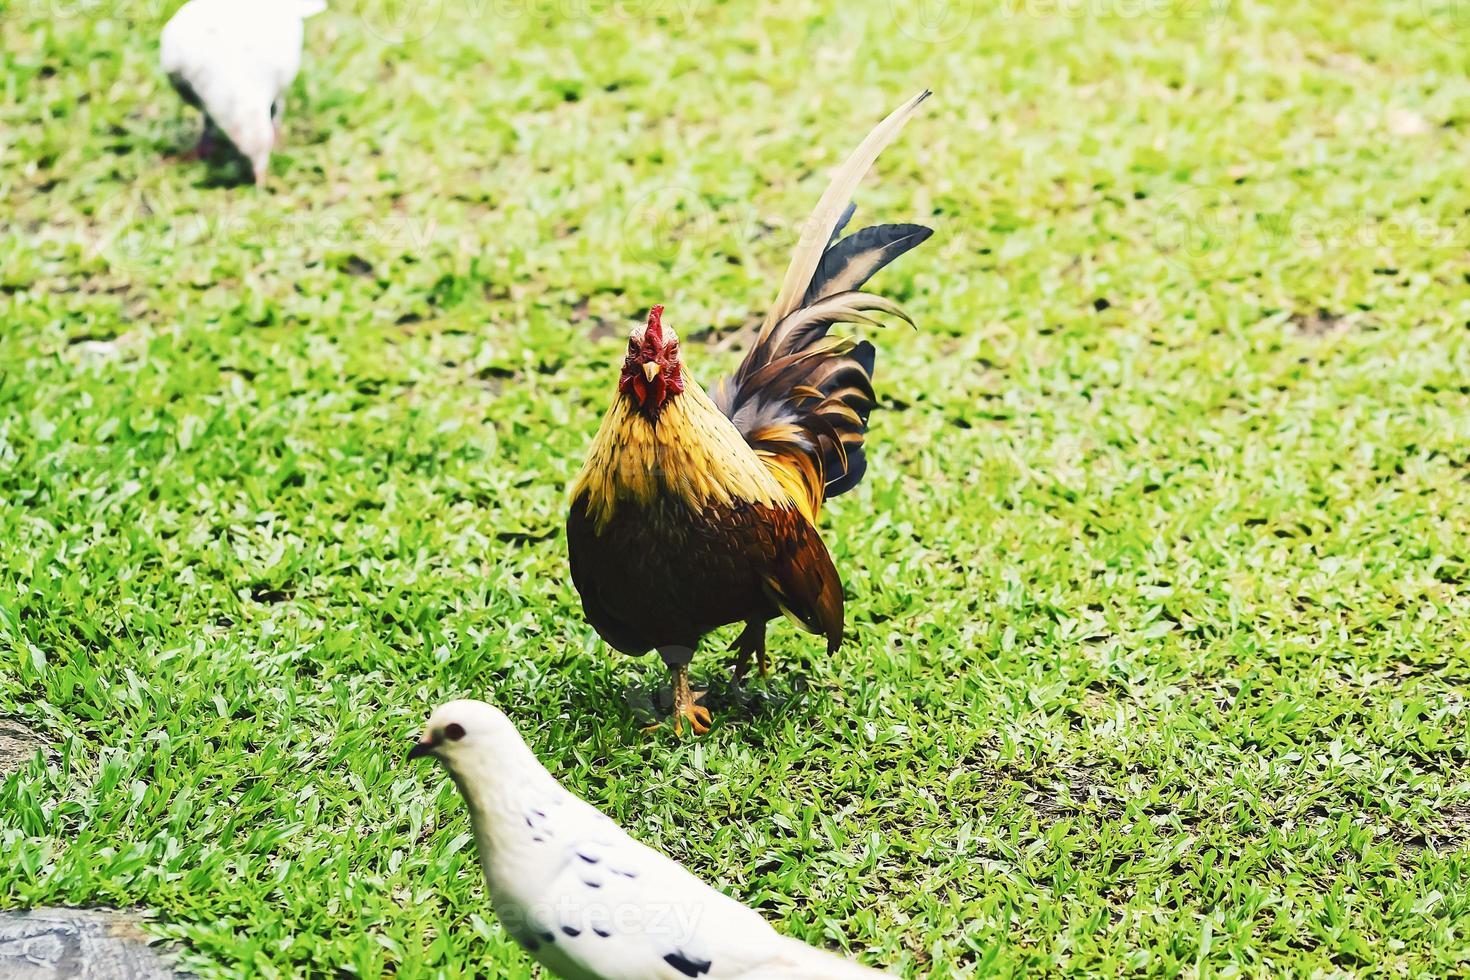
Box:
left=758, top=90, right=932, bottom=336
left=711, top=92, right=931, bottom=519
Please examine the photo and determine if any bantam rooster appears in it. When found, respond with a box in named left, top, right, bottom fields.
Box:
left=568, top=92, right=932, bottom=734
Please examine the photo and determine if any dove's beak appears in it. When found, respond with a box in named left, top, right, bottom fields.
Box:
left=407, top=737, right=435, bottom=761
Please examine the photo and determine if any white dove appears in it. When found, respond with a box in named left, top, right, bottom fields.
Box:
left=409, top=700, right=890, bottom=979
left=159, top=0, right=326, bottom=185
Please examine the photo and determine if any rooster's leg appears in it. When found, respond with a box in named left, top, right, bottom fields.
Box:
left=671, top=663, right=711, bottom=735
left=730, top=621, right=768, bottom=683
left=661, top=652, right=711, bottom=736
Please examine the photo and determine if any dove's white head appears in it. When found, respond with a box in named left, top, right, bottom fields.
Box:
left=408, top=699, right=553, bottom=856
left=408, top=699, right=531, bottom=776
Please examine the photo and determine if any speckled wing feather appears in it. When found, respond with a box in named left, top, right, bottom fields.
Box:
left=505, top=774, right=888, bottom=979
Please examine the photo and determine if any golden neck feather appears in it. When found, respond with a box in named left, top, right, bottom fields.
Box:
left=571, top=377, right=801, bottom=531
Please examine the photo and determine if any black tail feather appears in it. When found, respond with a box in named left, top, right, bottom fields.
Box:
left=712, top=217, right=925, bottom=512
left=803, top=223, right=933, bottom=308
left=709, top=94, right=931, bottom=516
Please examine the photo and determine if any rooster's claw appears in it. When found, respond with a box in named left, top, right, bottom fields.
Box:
left=673, top=697, right=712, bottom=736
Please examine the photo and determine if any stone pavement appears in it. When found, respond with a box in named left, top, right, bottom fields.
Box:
left=0, top=718, right=47, bottom=777
left=1, top=724, right=186, bottom=977
left=0, top=909, right=185, bottom=979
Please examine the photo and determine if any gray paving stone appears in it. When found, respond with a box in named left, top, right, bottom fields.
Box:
left=0, top=719, right=48, bottom=777
left=0, top=909, right=185, bottom=979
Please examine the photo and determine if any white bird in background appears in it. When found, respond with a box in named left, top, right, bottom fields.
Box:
left=409, top=700, right=891, bottom=979
left=159, top=0, right=326, bottom=185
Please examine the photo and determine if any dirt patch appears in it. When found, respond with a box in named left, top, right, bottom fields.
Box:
left=0, top=720, right=48, bottom=777
left=1315, top=796, right=1470, bottom=868
left=570, top=296, right=626, bottom=343
left=1386, top=108, right=1433, bottom=137
left=1409, top=801, right=1470, bottom=852
left=0, top=909, right=183, bottom=979
left=1289, top=308, right=1351, bottom=336
left=1004, top=761, right=1134, bottom=823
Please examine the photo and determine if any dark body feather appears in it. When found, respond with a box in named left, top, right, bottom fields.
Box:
left=566, top=491, right=843, bottom=658
left=168, top=72, right=204, bottom=110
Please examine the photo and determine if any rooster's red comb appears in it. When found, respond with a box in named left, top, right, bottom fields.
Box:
left=645, top=305, right=665, bottom=346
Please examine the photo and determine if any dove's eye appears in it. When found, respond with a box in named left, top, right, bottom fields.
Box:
left=445, top=723, right=466, bottom=742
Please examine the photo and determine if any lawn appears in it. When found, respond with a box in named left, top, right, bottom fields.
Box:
left=3, top=0, right=1470, bottom=976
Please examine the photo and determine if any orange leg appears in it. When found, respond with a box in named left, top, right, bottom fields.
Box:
left=670, top=662, right=711, bottom=735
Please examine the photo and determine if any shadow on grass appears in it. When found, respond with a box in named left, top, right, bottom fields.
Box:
left=140, top=116, right=259, bottom=189
left=596, top=661, right=816, bottom=733
left=195, top=149, right=256, bottom=189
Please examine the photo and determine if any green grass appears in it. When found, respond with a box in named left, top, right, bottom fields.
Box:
left=3, top=0, right=1470, bottom=976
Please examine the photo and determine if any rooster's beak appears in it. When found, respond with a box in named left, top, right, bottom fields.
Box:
left=642, top=362, right=661, bottom=382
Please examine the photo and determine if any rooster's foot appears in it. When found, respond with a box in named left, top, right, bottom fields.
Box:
left=673, top=687, right=710, bottom=736
left=730, top=621, right=770, bottom=684
left=733, top=653, right=770, bottom=682
left=668, top=662, right=711, bottom=736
